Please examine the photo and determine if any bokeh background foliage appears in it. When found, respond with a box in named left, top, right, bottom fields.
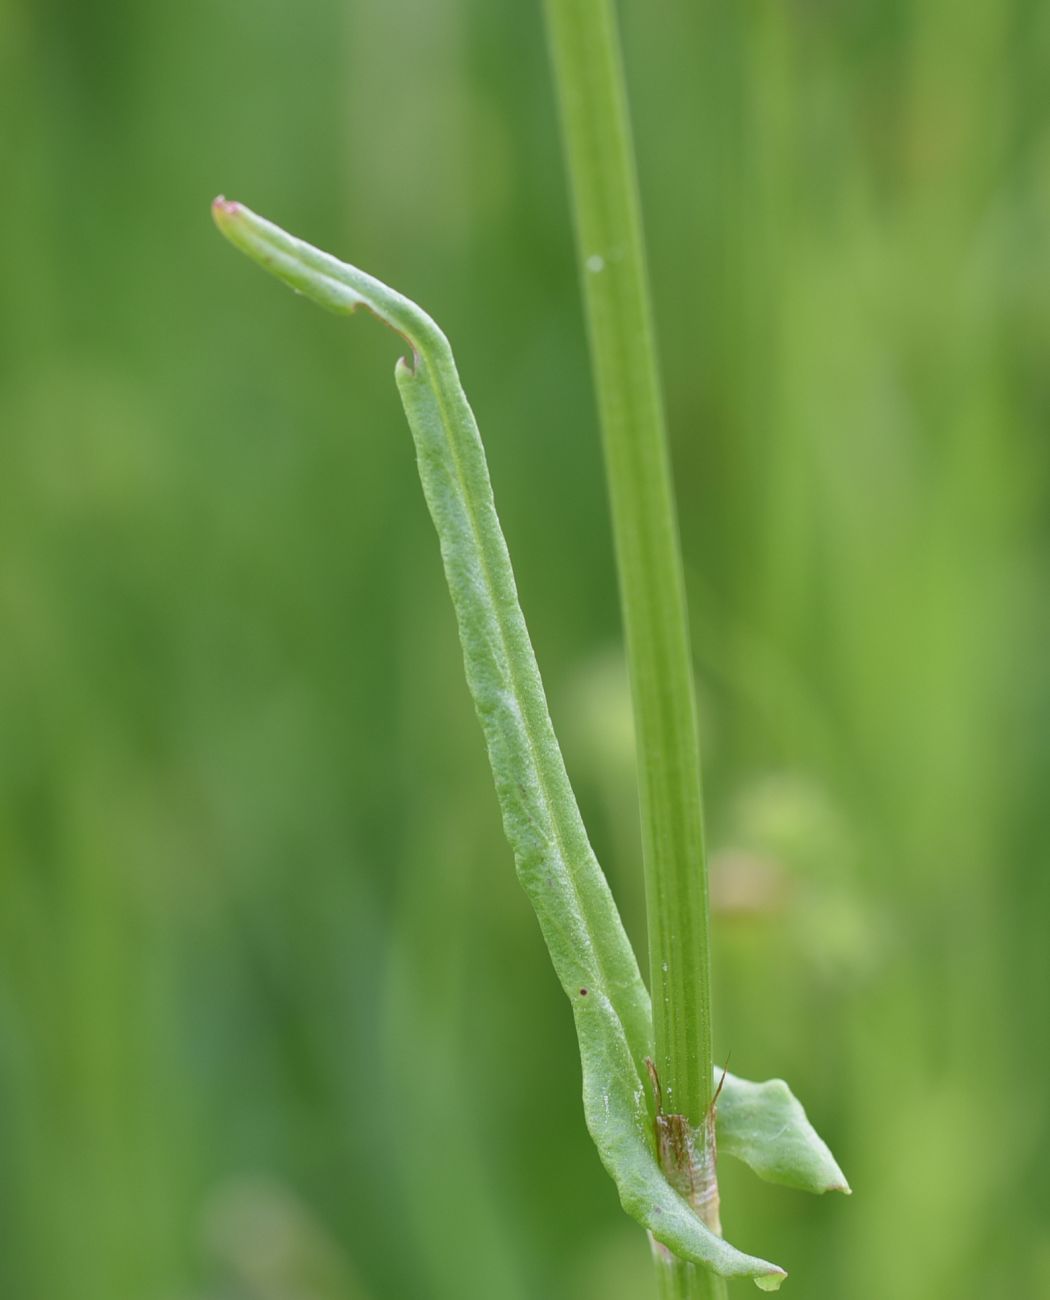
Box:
left=2, top=0, right=1049, bottom=1296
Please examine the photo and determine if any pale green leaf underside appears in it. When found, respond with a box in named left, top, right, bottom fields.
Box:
left=208, top=200, right=854, bottom=1290
left=716, top=1069, right=851, bottom=1196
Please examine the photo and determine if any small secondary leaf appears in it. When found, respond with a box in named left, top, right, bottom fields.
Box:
left=212, top=199, right=788, bottom=1290
left=578, top=994, right=785, bottom=1289
left=715, top=1068, right=851, bottom=1196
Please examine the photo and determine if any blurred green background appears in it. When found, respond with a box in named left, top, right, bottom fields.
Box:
left=2, top=0, right=1048, bottom=1296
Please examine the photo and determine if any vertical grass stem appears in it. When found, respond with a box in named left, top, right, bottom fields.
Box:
left=541, top=3, right=722, bottom=1292
left=542, top=0, right=714, bottom=1132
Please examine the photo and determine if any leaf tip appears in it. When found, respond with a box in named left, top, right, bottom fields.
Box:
left=753, top=1268, right=788, bottom=1292
left=821, top=1151, right=851, bottom=1195
left=211, top=195, right=243, bottom=231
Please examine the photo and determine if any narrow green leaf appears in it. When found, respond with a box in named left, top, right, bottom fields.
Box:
left=212, top=200, right=787, bottom=1290
left=715, top=1069, right=851, bottom=1196
left=211, top=196, right=652, bottom=1072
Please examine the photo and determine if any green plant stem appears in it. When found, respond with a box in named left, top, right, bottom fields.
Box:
left=542, top=3, right=722, bottom=1294
left=542, top=0, right=713, bottom=1143
left=653, top=1248, right=726, bottom=1300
